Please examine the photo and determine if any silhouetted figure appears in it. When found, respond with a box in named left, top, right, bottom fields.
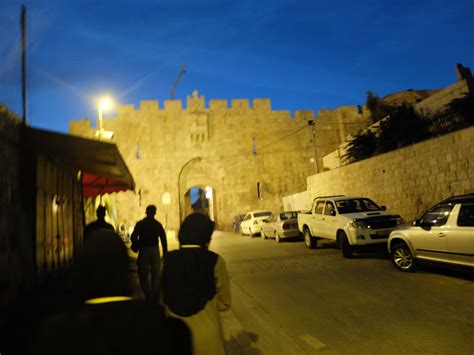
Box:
left=162, top=213, right=231, bottom=355
left=131, top=205, right=168, bottom=301
left=33, top=230, right=191, bottom=355
left=84, top=205, right=114, bottom=237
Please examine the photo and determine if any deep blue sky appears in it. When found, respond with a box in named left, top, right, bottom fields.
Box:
left=1, top=0, right=473, bottom=133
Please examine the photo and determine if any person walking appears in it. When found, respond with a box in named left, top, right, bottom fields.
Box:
left=33, top=229, right=191, bottom=355
left=162, top=213, right=231, bottom=355
left=84, top=205, right=114, bottom=237
left=131, top=205, right=168, bottom=301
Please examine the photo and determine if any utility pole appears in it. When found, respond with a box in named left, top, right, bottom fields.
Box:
left=170, top=64, right=186, bottom=99
left=21, top=5, right=27, bottom=125
left=308, top=120, right=320, bottom=173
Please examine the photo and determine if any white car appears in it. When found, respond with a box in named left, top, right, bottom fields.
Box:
left=240, top=210, right=272, bottom=237
left=261, top=211, right=301, bottom=242
left=388, top=194, right=474, bottom=272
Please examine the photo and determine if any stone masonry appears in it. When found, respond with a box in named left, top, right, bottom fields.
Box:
left=284, top=126, right=474, bottom=222
left=70, top=91, right=369, bottom=231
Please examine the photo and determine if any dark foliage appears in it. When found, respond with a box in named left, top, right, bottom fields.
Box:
left=428, top=94, right=474, bottom=135
left=376, top=104, right=430, bottom=154
left=366, top=91, right=393, bottom=123
left=342, top=129, right=377, bottom=163
left=344, top=91, right=473, bottom=164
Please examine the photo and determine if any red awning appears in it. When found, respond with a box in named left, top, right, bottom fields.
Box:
left=23, top=126, right=135, bottom=197
left=82, top=172, right=133, bottom=197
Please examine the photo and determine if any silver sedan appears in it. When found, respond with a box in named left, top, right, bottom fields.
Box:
left=261, top=211, right=301, bottom=242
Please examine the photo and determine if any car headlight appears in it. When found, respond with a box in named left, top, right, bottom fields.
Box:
left=350, top=220, right=367, bottom=229
left=396, top=217, right=405, bottom=225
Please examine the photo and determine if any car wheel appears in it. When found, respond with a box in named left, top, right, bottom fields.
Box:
left=339, top=231, right=353, bottom=258
left=304, top=228, right=317, bottom=249
left=391, top=242, right=416, bottom=272
left=275, top=232, right=281, bottom=243
left=249, top=228, right=254, bottom=238
left=261, top=230, right=267, bottom=239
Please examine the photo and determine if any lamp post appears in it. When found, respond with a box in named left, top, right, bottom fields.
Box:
left=96, top=97, right=113, bottom=140
left=177, top=157, right=202, bottom=223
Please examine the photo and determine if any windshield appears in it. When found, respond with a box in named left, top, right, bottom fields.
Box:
left=420, top=204, right=453, bottom=226
left=280, top=212, right=298, bottom=220
left=254, top=211, right=272, bottom=218
left=335, top=199, right=382, bottom=214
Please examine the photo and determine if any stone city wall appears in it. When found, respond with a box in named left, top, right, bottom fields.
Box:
left=70, top=92, right=373, bottom=231
left=415, top=79, right=470, bottom=116
left=71, top=94, right=307, bottom=230
left=284, top=126, right=474, bottom=222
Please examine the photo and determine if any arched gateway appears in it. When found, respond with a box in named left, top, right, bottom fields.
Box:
left=178, top=157, right=218, bottom=225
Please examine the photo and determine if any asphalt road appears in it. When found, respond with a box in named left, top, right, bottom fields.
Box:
left=208, top=231, right=474, bottom=355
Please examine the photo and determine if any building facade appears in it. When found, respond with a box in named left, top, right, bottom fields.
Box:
left=70, top=91, right=369, bottom=231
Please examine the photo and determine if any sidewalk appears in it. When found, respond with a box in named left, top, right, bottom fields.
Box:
left=127, top=233, right=258, bottom=354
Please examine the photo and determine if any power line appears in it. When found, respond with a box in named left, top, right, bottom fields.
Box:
left=257, top=125, right=309, bottom=151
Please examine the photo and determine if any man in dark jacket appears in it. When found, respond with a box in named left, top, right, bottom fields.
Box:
left=84, top=205, right=114, bottom=237
left=131, top=205, right=168, bottom=301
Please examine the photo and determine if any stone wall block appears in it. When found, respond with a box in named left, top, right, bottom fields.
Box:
left=140, top=100, right=159, bottom=111
left=445, top=170, right=457, bottom=182
left=461, top=179, right=471, bottom=192
left=253, top=99, right=272, bottom=111
left=117, top=104, right=136, bottom=116
left=298, top=127, right=473, bottom=222
left=231, top=99, right=250, bottom=109
left=164, top=100, right=182, bottom=111
left=209, top=100, right=228, bottom=110
left=445, top=153, right=453, bottom=163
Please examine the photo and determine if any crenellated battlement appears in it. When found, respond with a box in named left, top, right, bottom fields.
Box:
left=293, top=110, right=315, bottom=122
left=112, top=91, right=282, bottom=116
left=230, top=99, right=250, bottom=109
left=253, top=99, right=271, bottom=111
left=140, top=100, right=159, bottom=111
left=209, top=99, right=228, bottom=110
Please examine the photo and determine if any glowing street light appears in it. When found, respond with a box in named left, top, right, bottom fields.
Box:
left=96, top=96, right=115, bottom=140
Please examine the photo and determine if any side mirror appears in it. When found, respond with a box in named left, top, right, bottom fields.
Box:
left=414, top=219, right=432, bottom=229
left=381, top=205, right=387, bottom=211
left=330, top=210, right=336, bottom=216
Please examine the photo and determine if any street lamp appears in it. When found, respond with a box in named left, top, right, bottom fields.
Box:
left=96, top=96, right=114, bottom=140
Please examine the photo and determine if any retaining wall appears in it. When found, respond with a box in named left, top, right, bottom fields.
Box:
left=284, top=126, right=474, bottom=221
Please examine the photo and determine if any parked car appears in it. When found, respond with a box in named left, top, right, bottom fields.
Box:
left=388, top=193, right=474, bottom=272
left=232, top=214, right=245, bottom=233
left=298, top=195, right=403, bottom=257
left=240, top=210, right=272, bottom=237
left=261, top=211, right=301, bottom=242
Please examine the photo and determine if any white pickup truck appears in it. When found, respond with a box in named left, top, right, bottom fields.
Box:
left=298, top=195, right=403, bottom=258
